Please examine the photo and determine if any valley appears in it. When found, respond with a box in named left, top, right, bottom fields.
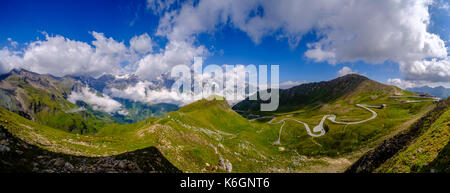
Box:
left=0, top=71, right=448, bottom=173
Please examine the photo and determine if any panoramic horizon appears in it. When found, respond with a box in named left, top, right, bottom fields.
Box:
left=1, top=0, right=449, bottom=190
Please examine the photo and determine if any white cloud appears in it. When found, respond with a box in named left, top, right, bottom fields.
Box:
left=106, top=64, right=260, bottom=106
left=135, top=40, right=207, bottom=80
left=437, top=0, right=450, bottom=11
left=155, top=0, right=448, bottom=83
left=304, top=44, right=336, bottom=64
left=337, top=66, right=358, bottom=77
left=156, top=0, right=258, bottom=42
left=304, top=0, right=446, bottom=64
left=387, top=78, right=450, bottom=89
left=105, top=80, right=196, bottom=106
left=0, top=32, right=129, bottom=77
left=0, top=31, right=206, bottom=81
left=0, top=48, right=23, bottom=74
left=146, top=0, right=178, bottom=14
left=399, top=57, right=450, bottom=82
left=117, top=109, right=129, bottom=116
left=7, top=38, right=18, bottom=47
left=68, top=86, right=124, bottom=113
left=91, top=31, right=127, bottom=56
left=1, top=0, right=448, bottom=93
left=130, top=33, right=153, bottom=54
left=387, top=78, right=419, bottom=89
left=279, top=80, right=303, bottom=89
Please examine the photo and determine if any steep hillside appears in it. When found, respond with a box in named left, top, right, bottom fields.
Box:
left=113, top=98, right=179, bottom=121
left=376, top=98, right=449, bottom=173
left=346, top=97, right=449, bottom=173
left=0, top=69, right=114, bottom=133
left=0, top=69, right=179, bottom=133
left=233, top=74, right=408, bottom=113
left=0, top=98, right=275, bottom=172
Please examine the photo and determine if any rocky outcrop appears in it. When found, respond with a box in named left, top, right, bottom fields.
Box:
left=0, top=126, right=181, bottom=173
left=218, top=157, right=232, bottom=172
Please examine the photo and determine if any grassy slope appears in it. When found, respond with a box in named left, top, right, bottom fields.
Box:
left=0, top=93, right=436, bottom=173
left=376, top=107, right=449, bottom=173
left=0, top=70, right=179, bottom=133
left=0, top=72, right=117, bottom=134
left=255, top=78, right=432, bottom=156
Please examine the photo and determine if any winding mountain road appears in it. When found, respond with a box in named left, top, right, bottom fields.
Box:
left=260, top=103, right=377, bottom=145
left=247, top=96, right=438, bottom=145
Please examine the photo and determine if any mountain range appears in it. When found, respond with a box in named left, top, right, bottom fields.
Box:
left=407, top=86, right=450, bottom=99
left=0, top=69, right=178, bottom=133
left=0, top=69, right=448, bottom=173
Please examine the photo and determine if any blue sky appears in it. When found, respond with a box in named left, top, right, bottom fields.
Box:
left=0, top=0, right=449, bottom=88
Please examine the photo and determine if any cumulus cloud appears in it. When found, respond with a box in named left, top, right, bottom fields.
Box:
left=387, top=78, right=450, bottom=89
left=135, top=40, right=207, bottom=80
left=0, top=32, right=130, bottom=77
left=337, top=66, right=358, bottom=77
left=0, top=31, right=206, bottom=81
left=1, top=0, right=448, bottom=107
left=155, top=0, right=448, bottom=83
left=130, top=33, right=153, bottom=54
left=156, top=0, right=258, bottom=42
left=91, top=31, right=128, bottom=57
left=399, top=57, right=450, bottom=82
left=0, top=47, right=22, bottom=74
left=106, top=64, right=261, bottom=106
left=105, top=80, right=196, bottom=106
left=387, top=78, right=419, bottom=89
left=68, top=86, right=124, bottom=113
left=279, top=80, right=303, bottom=89
left=304, top=44, right=336, bottom=64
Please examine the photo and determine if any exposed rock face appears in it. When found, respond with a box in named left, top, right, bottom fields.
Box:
left=218, top=157, right=233, bottom=172
left=224, top=159, right=233, bottom=172
left=0, top=126, right=181, bottom=173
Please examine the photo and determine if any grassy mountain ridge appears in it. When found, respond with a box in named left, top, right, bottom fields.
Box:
left=233, top=74, right=408, bottom=113
left=376, top=97, right=449, bottom=173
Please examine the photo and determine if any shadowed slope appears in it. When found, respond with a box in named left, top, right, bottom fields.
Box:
left=0, top=126, right=181, bottom=173
left=346, top=97, right=449, bottom=173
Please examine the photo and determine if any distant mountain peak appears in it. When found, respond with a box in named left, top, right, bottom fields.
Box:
left=407, top=85, right=450, bottom=99
left=8, top=68, right=38, bottom=76
left=334, top=73, right=369, bottom=81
